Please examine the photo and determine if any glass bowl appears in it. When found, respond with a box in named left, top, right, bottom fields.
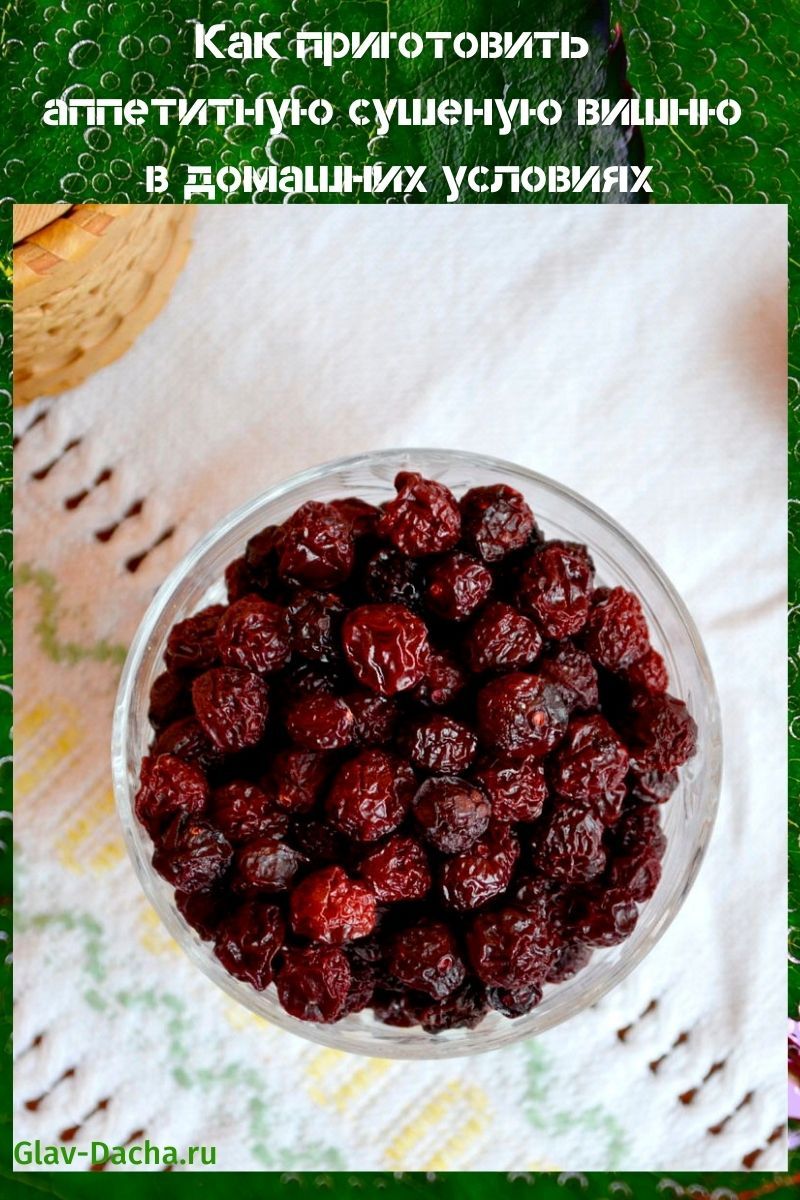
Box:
left=112, top=448, right=722, bottom=1059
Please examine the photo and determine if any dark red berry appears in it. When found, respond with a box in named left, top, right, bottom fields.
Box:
left=217, top=596, right=291, bottom=674
left=214, top=901, right=285, bottom=989
left=472, top=755, right=547, bottom=824
left=277, top=501, right=355, bottom=588
left=412, top=649, right=468, bottom=708
left=211, top=780, right=289, bottom=843
left=287, top=589, right=346, bottom=663
left=176, top=887, right=226, bottom=940
left=467, top=907, right=555, bottom=989
left=417, top=980, right=489, bottom=1032
left=407, top=714, right=478, bottom=774
left=330, top=496, right=380, bottom=538
left=225, top=555, right=254, bottom=603
left=233, top=836, right=307, bottom=894
left=539, top=642, right=599, bottom=712
left=276, top=945, right=352, bottom=1022
left=363, top=547, right=424, bottom=610
left=291, top=817, right=346, bottom=865
left=345, top=690, right=398, bottom=746
left=459, top=484, right=536, bottom=563
left=614, top=803, right=667, bottom=861
left=153, top=814, right=233, bottom=893
left=378, top=472, right=461, bottom=557
left=192, top=667, right=269, bottom=752
left=486, top=982, right=542, bottom=1017
left=412, top=776, right=491, bottom=854
left=290, top=865, right=377, bottom=944
left=359, top=835, right=432, bottom=902
left=626, top=648, right=669, bottom=693
left=582, top=587, right=650, bottom=670
left=627, top=691, right=698, bottom=771
left=342, top=603, right=430, bottom=696
left=372, top=990, right=423, bottom=1027
left=326, top=749, right=414, bottom=842
left=477, top=672, right=568, bottom=759
left=164, top=605, right=225, bottom=674
left=425, top=552, right=492, bottom=621
left=511, top=876, right=570, bottom=932
left=575, top=887, right=639, bottom=947
left=532, top=803, right=606, bottom=883
left=516, top=544, right=592, bottom=639
left=153, top=716, right=224, bottom=773
left=608, top=849, right=662, bottom=902
left=135, top=753, right=209, bottom=835
left=268, top=749, right=330, bottom=814
left=285, top=693, right=355, bottom=751
left=629, top=767, right=679, bottom=805
left=148, top=671, right=189, bottom=730
left=245, top=525, right=281, bottom=590
left=551, top=715, right=630, bottom=812
left=389, top=921, right=466, bottom=999
left=546, top=940, right=592, bottom=983
left=465, top=601, right=542, bottom=673
left=440, top=825, right=519, bottom=911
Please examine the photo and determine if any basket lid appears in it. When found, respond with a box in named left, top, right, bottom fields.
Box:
left=13, top=204, right=72, bottom=243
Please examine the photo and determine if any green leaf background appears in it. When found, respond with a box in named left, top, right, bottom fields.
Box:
left=1, top=0, right=797, bottom=1191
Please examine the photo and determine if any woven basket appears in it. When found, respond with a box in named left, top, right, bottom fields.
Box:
left=13, top=204, right=196, bottom=406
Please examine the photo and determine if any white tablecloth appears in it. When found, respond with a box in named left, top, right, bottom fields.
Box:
left=14, top=204, right=787, bottom=1170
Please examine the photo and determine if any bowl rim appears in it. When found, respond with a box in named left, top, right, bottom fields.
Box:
left=112, top=446, right=722, bottom=1059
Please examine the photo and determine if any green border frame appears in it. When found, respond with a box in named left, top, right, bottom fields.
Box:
left=1, top=0, right=797, bottom=1192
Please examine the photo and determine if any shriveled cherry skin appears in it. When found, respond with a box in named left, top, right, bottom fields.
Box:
left=326, top=749, right=415, bottom=842
left=550, top=714, right=630, bottom=811
left=153, top=814, right=233, bottom=893
left=378, top=471, right=461, bottom=557
left=477, top=672, right=568, bottom=759
left=425, top=552, right=492, bottom=621
left=465, top=601, right=542, bottom=673
left=388, top=921, right=466, bottom=999
left=363, top=546, right=425, bottom=610
left=412, top=776, right=491, bottom=854
left=211, top=781, right=289, bottom=844
left=164, top=605, right=225, bottom=674
left=277, top=500, right=355, bottom=588
left=614, top=802, right=667, bottom=861
left=135, top=753, right=209, bottom=835
left=486, top=982, right=543, bottom=1018
left=472, top=755, right=547, bottom=824
left=192, top=667, right=269, bottom=752
left=359, top=834, right=432, bottom=902
left=575, top=887, right=639, bottom=947
left=628, top=766, right=679, bottom=805
left=440, top=825, right=520, bottom=911
left=342, top=603, right=430, bottom=696
left=148, top=671, right=190, bottom=730
left=276, top=945, right=352, bottom=1022
left=608, top=848, right=662, bottom=902
left=411, top=649, right=468, bottom=708
left=417, top=980, right=489, bottom=1032
left=217, top=596, right=291, bottom=674
left=539, top=642, right=599, bottom=712
left=626, top=647, right=669, bottom=694
left=516, top=544, right=592, bottom=639
left=532, top=803, right=606, bottom=884
left=153, top=715, right=224, bottom=774
left=290, top=864, right=377, bottom=944
left=467, top=907, right=556, bottom=989
left=459, top=484, right=537, bottom=563
left=233, top=837, right=307, bottom=894
left=287, top=589, right=346, bottom=663
left=626, top=691, right=698, bottom=772
left=582, top=586, right=650, bottom=670
left=285, top=693, right=355, bottom=751
left=344, top=690, right=398, bottom=746
left=546, top=940, right=592, bottom=984
left=268, top=749, right=330, bottom=814
left=214, top=901, right=285, bottom=989
left=406, top=714, right=478, bottom=774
